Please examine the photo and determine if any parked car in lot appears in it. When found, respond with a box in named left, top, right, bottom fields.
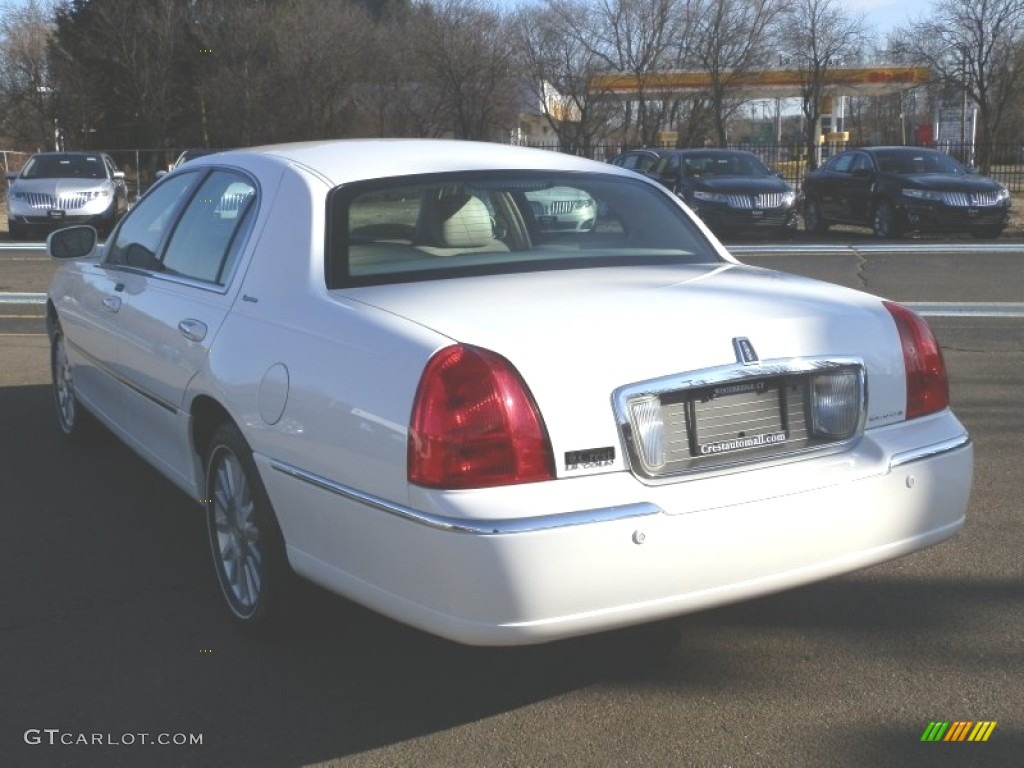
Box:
left=523, top=185, right=597, bottom=232
left=45, top=139, right=972, bottom=645
left=171, top=148, right=220, bottom=168
left=644, top=148, right=799, bottom=238
left=802, top=146, right=1011, bottom=239
left=5, top=151, right=128, bottom=240
left=610, top=148, right=670, bottom=175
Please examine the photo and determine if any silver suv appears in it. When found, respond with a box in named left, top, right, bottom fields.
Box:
left=5, top=151, right=129, bottom=240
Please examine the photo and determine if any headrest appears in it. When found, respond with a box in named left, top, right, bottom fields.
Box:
left=435, top=194, right=495, bottom=248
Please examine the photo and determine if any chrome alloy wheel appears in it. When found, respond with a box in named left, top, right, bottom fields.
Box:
left=52, top=333, right=77, bottom=434
left=208, top=446, right=264, bottom=618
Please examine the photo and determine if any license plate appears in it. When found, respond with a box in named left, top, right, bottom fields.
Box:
left=690, top=379, right=787, bottom=457
left=47, top=209, right=66, bottom=219
left=751, top=209, right=764, bottom=218
left=538, top=215, right=556, bottom=225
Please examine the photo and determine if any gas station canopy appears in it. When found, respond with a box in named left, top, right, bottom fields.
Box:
left=588, top=67, right=929, bottom=99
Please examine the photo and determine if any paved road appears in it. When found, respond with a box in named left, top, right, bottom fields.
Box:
left=1, top=243, right=1021, bottom=767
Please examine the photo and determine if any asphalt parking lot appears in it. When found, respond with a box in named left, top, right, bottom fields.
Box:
left=1, top=243, right=1022, bottom=767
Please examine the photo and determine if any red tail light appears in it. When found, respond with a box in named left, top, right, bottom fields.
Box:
left=408, top=344, right=555, bottom=489
left=883, top=301, right=950, bottom=419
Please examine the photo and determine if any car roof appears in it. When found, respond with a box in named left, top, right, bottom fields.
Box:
left=29, top=151, right=107, bottom=159
left=860, top=146, right=942, bottom=154
left=195, top=139, right=639, bottom=186
left=662, top=148, right=756, bottom=157
left=618, top=148, right=669, bottom=156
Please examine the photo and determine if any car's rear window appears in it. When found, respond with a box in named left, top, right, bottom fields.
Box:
left=326, top=171, right=721, bottom=287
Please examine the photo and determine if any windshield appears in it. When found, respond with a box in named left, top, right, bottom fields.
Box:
left=874, top=149, right=967, bottom=175
left=21, top=154, right=108, bottom=180
left=327, top=171, right=720, bottom=287
left=683, top=153, right=772, bottom=178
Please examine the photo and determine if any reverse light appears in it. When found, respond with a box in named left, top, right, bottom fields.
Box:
left=810, top=370, right=861, bottom=438
left=627, top=396, right=665, bottom=471
left=408, top=344, right=555, bottom=489
left=884, top=301, right=950, bottom=419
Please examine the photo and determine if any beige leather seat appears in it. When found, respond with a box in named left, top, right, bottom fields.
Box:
left=417, top=193, right=508, bottom=256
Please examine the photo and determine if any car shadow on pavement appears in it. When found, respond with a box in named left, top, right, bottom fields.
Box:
left=2, top=382, right=1019, bottom=768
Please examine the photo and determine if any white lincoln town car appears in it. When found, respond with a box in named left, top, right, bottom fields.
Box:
left=45, top=140, right=973, bottom=645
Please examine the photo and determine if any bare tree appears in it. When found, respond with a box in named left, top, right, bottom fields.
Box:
left=890, top=0, right=1024, bottom=171
left=269, top=0, right=373, bottom=141
left=412, top=0, right=520, bottom=140
left=0, top=0, right=56, bottom=150
left=779, top=0, right=869, bottom=168
left=513, top=2, right=621, bottom=155
left=565, top=0, right=695, bottom=145
left=690, top=0, right=785, bottom=147
left=51, top=0, right=196, bottom=148
left=352, top=9, right=449, bottom=137
left=190, top=0, right=277, bottom=147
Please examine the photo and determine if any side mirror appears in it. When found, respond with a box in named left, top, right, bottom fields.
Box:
left=5, top=171, right=17, bottom=182
left=48, top=225, right=97, bottom=260
left=113, top=171, right=126, bottom=180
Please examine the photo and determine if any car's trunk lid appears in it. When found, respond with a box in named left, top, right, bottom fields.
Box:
left=339, top=263, right=908, bottom=478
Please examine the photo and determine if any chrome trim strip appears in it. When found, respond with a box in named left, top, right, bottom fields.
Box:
left=889, top=433, right=971, bottom=470
left=102, top=264, right=233, bottom=296
left=612, top=356, right=867, bottom=484
left=268, top=459, right=662, bottom=536
left=65, top=337, right=179, bottom=414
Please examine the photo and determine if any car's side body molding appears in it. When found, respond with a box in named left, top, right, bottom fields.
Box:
left=268, top=457, right=662, bottom=535
left=889, top=433, right=971, bottom=469
left=268, top=424, right=970, bottom=538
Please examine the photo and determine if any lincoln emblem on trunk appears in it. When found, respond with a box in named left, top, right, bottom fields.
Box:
left=733, top=337, right=759, bottom=365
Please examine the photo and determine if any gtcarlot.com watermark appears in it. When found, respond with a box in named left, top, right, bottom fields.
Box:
left=24, top=729, right=203, bottom=747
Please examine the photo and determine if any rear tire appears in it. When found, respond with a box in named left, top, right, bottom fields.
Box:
left=50, top=323, right=93, bottom=439
left=204, top=421, right=292, bottom=630
left=803, top=197, right=828, bottom=234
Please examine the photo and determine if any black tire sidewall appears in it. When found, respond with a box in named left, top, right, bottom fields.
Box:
left=804, top=198, right=826, bottom=234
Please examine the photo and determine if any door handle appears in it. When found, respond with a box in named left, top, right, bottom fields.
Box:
left=178, top=319, right=208, bottom=342
left=102, top=296, right=121, bottom=312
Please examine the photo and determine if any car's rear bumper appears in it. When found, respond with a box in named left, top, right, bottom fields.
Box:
left=259, top=410, right=972, bottom=645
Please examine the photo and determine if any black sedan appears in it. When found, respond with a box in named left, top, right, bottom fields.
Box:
left=609, top=148, right=670, bottom=175
left=802, top=146, right=1011, bottom=239
left=646, top=149, right=799, bottom=238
